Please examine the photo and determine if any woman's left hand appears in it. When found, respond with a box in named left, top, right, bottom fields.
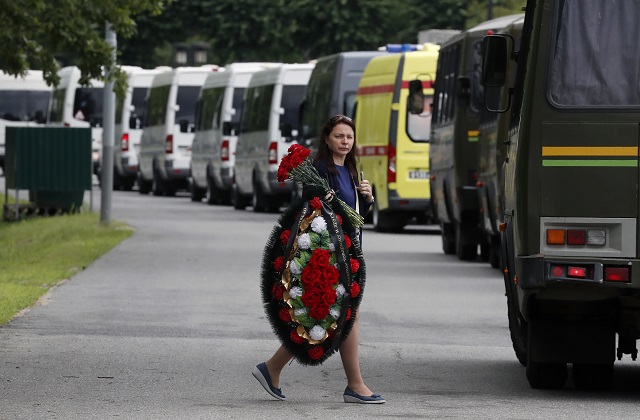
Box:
left=358, top=180, right=374, bottom=203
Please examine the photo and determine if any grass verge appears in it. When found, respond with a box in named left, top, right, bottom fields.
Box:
left=0, top=199, right=132, bottom=324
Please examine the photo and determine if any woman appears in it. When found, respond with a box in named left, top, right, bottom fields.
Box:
left=252, top=115, right=384, bottom=404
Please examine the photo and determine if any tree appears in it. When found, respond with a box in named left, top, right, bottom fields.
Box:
left=0, top=0, right=170, bottom=90
left=466, top=0, right=525, bottom=28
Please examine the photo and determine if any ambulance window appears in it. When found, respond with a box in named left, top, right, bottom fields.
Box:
left=407, top=95, right=433, bottom=142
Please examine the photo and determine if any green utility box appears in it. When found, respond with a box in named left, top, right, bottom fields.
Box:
left=4, top=127, right=92, bottom=214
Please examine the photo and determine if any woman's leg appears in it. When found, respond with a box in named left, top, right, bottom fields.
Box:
left=265, top=345, right=293, bottom=388
left=339, top=311, right=374, bottom=395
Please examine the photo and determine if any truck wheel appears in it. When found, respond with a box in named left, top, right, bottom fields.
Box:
left=526, top=361, right=567, bottom=389
left=489, top=235, right=501, bottom=269
left=205, top=176, right=219, bottom=205
left=122, top=177, right=135, bottom=191
left=112, top=167, right=122, bottom=191
left=572, top=363, right=614, bottom=390
left=455, top=223, right=477, bottom=261
left=190, top=178, right=205, bottom=202
left=441, top=223, right=456, bottom=254
left=232, top=184, right=249, bottom=210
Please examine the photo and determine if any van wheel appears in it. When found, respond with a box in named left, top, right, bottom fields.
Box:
left=232, top=184, right=249, bottom=210
left=190, top=178, right=205, bottom=202
left=137, top=171, right=151, bottom=194
left=372, top=201, right=389, bottom=232
left=112, top=167, right=123, bottom=191
left=252, top=180, right=266, bottom=213
left=152, top=167, right=166, bottom=196
left=122, top=177, right=135, bottom=191
left=205, top=176, right=219, bottom=205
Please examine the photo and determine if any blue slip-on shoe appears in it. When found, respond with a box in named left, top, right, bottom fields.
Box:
left=343, top=386, right=386, bottom=404
left=252, top=362, right=285, bottom=401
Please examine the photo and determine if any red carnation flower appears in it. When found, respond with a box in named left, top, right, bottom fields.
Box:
left=290, top=329, right=306, bottom=344
left=350, top=258, right=360, bottom=273
left=346, top=308, right=352, bottom=321
left=308, top=346, right=324, bottom=360
left=350, top=282, right=360, bottom=298
left=274, top=256, right=284, bottom=273
left=272, top=283, right=285, bottom=300
left=279, top=229, right=291, bottom=245
left=279, top=308, right=292, bottom=322
left=344, top=235, right=351, bottom=248
left=310, top=196, right=322, bottom=210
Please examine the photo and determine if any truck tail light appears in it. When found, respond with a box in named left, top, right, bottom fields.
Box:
left=268, top=141, right=278, bottom=164
left=121, top=133, right=129, bottom=151
left=567, top=266, right=587, bottom=279
left=165, top=134, right=173, bottom=154
left=387, top=143, right=396, bottom=183
left=547, top=229, right=566, bottom=245
left=567, top=229, right=586, bottom=245
left=221, top=139, right=230, bottom=162
left=604, top=266, right=630, bottom=282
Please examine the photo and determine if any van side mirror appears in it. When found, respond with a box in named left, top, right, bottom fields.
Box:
left=281, top=123, right=293, bottom=138
left=482, top=35, right=509, bottom=87
left=408, top=80, right=425, bottom=115
left=222, top=121, right=234, bottom=136
left=179, top=119, right=192, bottom=133
left=129, top=115, right=140, bottom=129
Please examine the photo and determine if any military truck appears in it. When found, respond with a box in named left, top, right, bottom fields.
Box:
left=483, top=0, right=640, bottom=389
left=476, top=16, right=524, bottom=268
left=430, top=15, right=524, bottom=261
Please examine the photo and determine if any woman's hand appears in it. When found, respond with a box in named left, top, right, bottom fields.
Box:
left=358, top=180, right=374, bottom=204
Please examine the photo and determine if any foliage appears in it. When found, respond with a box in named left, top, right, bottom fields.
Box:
left=0, top=205, right=132, bottom=325
left=120, top=0, right=470, bottom=67
left=466, top=0, right=526, bottom=28
left=0, top=0, right=169, bottom=93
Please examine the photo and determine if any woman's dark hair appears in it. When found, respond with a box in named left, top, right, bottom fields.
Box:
left=313, top=115, right=358, bottom=181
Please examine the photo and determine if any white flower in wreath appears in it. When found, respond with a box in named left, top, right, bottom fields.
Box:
left=309, top=325, right=326, bottom=341
left=329, top=242, right=335, bottom=252
left=336, top=284, right=346, bottom=297
left=289, top=286, right=303, bottom=299
left=330, top=307, right=340, bottom=319
left=298, top=233, right=311, bottom=249
left=311, top=216, right=327, bottom=233
left=289, top=260, right=302, bottom=275
left=294, top=307, right=308, bottom=317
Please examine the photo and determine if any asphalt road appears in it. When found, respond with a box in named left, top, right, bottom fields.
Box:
left=2, top=181, right=640, bottom=419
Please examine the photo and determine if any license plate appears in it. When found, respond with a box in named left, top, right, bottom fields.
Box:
left=409, top=170, right=429, bottom=179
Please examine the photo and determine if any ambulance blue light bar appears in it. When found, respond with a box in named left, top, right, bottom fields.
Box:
left=380, top=44, right=420, bottom=53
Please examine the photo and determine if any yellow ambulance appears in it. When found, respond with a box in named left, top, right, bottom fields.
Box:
left=354, top=44, right=439, bottom=231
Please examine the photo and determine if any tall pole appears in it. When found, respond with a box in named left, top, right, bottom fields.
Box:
left=488, top=0, right=494, bottom=20
left=100, top=22, right=116, bottom=225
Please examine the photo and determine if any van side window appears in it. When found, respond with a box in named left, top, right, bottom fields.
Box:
left=197, top=86, right=224, bottom=131
left=130, top=87, right=148, bottom=128
left=73, top=87, right=104, bottom=127
left=49, top=88, right=65, bottom=123
left=240, top=84, right=275, bottom=133
left=144, top=85, right=170, bottom=127
left=433, top=44, right=461, bottom=125
left=406, top=93, right=433, bottom=142
left=0, top=90, right=51, bottom=122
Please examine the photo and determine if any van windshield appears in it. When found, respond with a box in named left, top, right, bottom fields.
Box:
left=0, top=90, right=50, bottom=122
left=549, top=0, right=640, bottom=107
left=73, top=88, right=104, bottom=127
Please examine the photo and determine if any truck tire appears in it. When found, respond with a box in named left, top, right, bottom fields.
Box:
left=441, top=222, right=456, bottom=254
left=455, top=222, right=477, bottom=261
left=572, top=363, right=614, bottom=390
left=502, top=227, right=527, bottom=366
left=526, top=360, right=567, bottom=389
left=137, top=170, right=152, bottom=195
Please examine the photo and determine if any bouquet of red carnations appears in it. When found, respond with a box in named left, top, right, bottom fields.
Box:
left=277, top=144, right=364, bottom=228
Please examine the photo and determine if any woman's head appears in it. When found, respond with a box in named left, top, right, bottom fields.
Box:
left=315, top=115, right=358, bottom=176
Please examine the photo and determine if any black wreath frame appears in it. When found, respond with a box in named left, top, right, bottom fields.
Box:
left=260, top=194, right=366, bottom=366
